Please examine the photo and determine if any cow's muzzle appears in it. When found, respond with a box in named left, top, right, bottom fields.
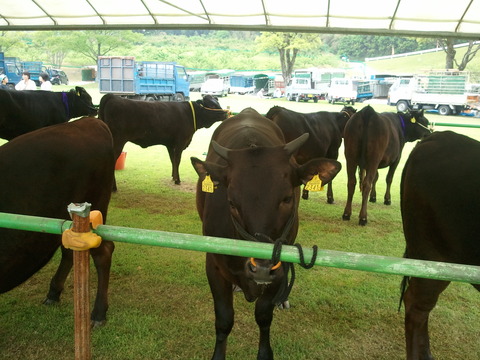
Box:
left=246, top=257, right=282, bottom=285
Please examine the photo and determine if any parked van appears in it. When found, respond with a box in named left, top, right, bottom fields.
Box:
left=201, top=78, right=229, bottom=97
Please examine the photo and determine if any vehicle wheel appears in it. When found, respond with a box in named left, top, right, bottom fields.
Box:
left=396, top=101, right=410, bottom=112
left=172, top=93, right=185, bottom=102
left=351, top=100, right=356, bottom=106
left=314, top=98, right=318, bottom=103
left=287, top=94, right=293, bottom=101
left=438, top=105, right=451, bottom=116
left=146, top=96, right=156, bottom=102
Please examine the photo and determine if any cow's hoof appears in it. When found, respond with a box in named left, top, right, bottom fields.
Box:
left=384, top=200, right=391, bottom=205
left=369, top=197, right=376, bottom=203
left=302, top=193, right=309, bottom=200
left=359, top=218, right=368, bottom=226
left=91, top=320, right=106, bottom=328
left=327, top=198, right=334, bottom=204
left=277, top=300, right=290, bottom=310
left=42, top=298, right=59, bottom=305
left=174, top=180, right=181, bottom=185
left=342, top=214, right=351, bottom=221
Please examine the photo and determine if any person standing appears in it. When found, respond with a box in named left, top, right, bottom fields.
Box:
left=0, top=74, right=9, bottom=89
left=15, top=71, right=37, bottom=90
left=39, top=72, right=52, bottom=91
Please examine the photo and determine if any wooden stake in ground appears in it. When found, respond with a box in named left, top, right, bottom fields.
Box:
left=62, top=202, right=103, bottom=360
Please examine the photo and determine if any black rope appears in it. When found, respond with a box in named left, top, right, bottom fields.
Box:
left=293, top=243, right=318, bottom=269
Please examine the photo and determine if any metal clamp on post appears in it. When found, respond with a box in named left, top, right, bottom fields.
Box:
left=62, top=205, right=103, bottom=251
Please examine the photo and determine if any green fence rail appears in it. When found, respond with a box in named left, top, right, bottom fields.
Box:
left=1, top=212, right=480, bottom=284
left=433, top=122, right=480, bottom=129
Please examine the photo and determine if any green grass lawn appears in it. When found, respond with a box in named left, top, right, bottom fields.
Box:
left=1, top=91, right=479, bottom=359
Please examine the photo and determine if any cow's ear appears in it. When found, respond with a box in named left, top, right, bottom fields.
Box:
left=191, top=157, right=227, bottom=186
left=295, top=158, right=342, bottom=187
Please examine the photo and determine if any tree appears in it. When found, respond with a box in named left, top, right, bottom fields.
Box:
left=255, top=32, right=321, bottom=85
left=0, top=31, right=28, bottom=53
left=69, top=30, right=144, bottom=63
left=439, top=38, right=480, bottom=71
left=30, top=31, right=70, bottom=67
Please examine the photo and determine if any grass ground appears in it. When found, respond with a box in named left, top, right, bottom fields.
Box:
left=1, top=89, right=479, bottom=359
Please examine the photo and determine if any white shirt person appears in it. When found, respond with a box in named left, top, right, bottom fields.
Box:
left=15, top=71, right=37, bottom=90
left=39, top=72, right=52, bottom=91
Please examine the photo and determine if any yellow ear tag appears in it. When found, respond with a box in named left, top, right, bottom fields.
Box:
left=304, top=174, right=324, bottom=192
left=411, top=118, right=416, bottom=123
left=202, top=175, right=215, bottom=193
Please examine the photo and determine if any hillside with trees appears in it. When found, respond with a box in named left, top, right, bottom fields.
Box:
left=1, top=30, right=479, bottom=74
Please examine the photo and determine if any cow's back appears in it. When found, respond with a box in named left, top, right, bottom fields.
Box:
left=0, top=117, right=115, bottom=292
left=0, top=90, right=69, bottom=140
left=401, top=131, right=480, bottom=265
left=344, top=106, right=400, bottom=167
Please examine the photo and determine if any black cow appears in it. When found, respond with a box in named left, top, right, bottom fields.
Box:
left=400, top=131, right=480, bottom=360
left=99, top=94, right=229, bottom=191
left=0, top=86, right=97, bottom=140
left=266, top=105, right=356, bottom=203
left=191, top=108, right=341, bottom=360
left=0, top=117, right=115, bottom=327
left=342, top=105, right=431, bottom=225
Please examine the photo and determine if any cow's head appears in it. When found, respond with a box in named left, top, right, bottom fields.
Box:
left=191, top=134, right=341, bottom=285
left=196, top=95, right=229, bottom=127
left=70, top=86, right=98, bottom=117
left=403, top=109, right=432, bottom=141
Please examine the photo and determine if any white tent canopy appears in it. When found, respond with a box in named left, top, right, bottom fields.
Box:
left=0, top=0, right=480, bottom=39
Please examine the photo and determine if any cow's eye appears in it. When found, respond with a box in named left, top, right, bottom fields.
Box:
left=282, top=196, right=293, bottom=204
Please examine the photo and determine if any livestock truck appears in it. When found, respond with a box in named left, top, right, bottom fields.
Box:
left=0, top=52, right=43, bottom=87
left=98, top=56, right=190, bottom=101
left=387, top=71, right=480, bottom=115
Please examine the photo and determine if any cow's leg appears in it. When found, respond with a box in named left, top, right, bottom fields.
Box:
left=384, top=161, right=400, bottom=205
left=326, top=181, right=334, bottom=204
left=404, top=277, right=449, bottom=360
left=44, top=246, right=72, bottom=304
left=369, top=170, right=379, bottom=203
left=89, top=241, right=115, bottom=327
left=359, top=169, right=375, bottom=226
left=342, top=160, right=357, bottom=221
left=167, top=146, right=182, bottom=185
left=255, top=295, right=275, bottom=360
left=301, top=186, right=309, bottom=200
left=207, top=254, right=234, bottom=360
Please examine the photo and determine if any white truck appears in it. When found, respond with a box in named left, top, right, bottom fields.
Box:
left=200, top=78, right=229, bottom=97
left=326, top=78, right=373, bottom=105
left=387, top=71, right=480, bottom=115
left=285, top=76, right=324, bottom=102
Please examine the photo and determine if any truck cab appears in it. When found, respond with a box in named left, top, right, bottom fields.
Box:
left=0, top=52, right=22, bottom=88
left=387, top=77, right=413, bottom=112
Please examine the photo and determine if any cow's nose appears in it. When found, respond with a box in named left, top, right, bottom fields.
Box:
left=247, top=258, right=281, bottom=285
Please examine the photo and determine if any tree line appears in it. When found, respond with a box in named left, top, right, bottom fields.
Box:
left=0, top=30, right=478, bottom=75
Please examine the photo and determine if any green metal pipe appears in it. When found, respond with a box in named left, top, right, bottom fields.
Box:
left=1, top=212, right=480, bottom=284
left=433, top=122, right=480, bottom=129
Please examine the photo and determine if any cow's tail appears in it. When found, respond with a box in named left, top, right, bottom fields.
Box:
left=98, top=94, right=111, bottom=121
left=398, top=249, right=410, bottom=312
left=358, top=105, right=376, bottom=186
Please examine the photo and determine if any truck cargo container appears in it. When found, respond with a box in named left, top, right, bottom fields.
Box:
left=98, top=56, right=190, bottom=101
